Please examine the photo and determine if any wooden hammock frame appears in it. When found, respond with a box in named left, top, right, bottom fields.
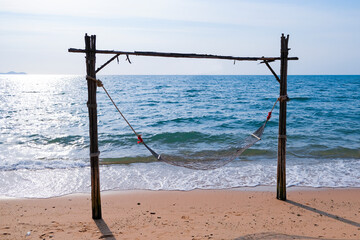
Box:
left=69, top=33, right=298, bottom=219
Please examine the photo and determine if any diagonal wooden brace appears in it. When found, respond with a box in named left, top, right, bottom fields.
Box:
left=261, top=60, right=280, bottom=83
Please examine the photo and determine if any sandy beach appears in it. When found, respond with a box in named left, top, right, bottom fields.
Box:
left=0, top=188, right=359, bottom=240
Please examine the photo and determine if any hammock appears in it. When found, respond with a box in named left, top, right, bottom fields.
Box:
left=144, top=120, right=270, bottom=170
left=87, top=76, right=278, bottom=170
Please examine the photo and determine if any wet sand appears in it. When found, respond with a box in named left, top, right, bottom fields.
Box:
left=1, top=188, right=359, bottom=239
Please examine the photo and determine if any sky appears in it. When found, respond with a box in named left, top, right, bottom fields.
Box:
left=0, top=0, right=359, bottom=75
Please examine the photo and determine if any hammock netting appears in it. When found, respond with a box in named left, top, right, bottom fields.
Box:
left=143, top=122, right=267, bottom=170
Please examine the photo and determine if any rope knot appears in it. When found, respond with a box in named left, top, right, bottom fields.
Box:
left=86, top=75, right=103, bottom=87
left=96, top=80, right=103, bottom=87
left=279, top=95, right=290, bottom=102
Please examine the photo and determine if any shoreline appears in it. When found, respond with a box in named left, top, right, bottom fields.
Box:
left=1, top=188, right=359, bottom=239
left=1, top=185, right=360, bottom=200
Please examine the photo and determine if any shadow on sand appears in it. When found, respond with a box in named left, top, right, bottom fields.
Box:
left=235, top=232, right=344, bottom=240
left=286, top=199, right=360, bottom=228
left=94, top=219, right=116, bottom=240
left=235, top=198, right=360, bottom=240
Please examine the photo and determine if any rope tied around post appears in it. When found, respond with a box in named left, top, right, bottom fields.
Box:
left=279, top=94, right=289, bottom=102
left=90, top=151, right=101, bottom=157
left=86, top=75, right=103, bottom=87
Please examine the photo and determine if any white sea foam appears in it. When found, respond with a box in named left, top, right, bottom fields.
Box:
left=0, top=159, right=358, bottom=198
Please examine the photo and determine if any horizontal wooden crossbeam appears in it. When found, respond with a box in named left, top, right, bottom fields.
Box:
left=68, top=48, right=299, bottom=62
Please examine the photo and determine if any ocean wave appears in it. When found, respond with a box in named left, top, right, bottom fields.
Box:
left=149, top=131, right=231, bottom=144
left=99, top=133, right=136, bottom=146
left=99, top=132, right=232, bottom=146
left=288, top=97, right=312, bottom=102
left=100, top=148, right=275, bottom=166
left=47, top=135, right=85, bottom=145
left=309, top=147, right=360, bottom=159
left=288, top=146, right=360, bottom=159
left=0, top=158, right=89, bottom=171
left=150, top=115, right=222, bottom=127
left=22, top=134, right=86, bottom=146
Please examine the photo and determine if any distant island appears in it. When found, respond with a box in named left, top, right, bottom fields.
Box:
left=0, top=71, right=27, bottom=74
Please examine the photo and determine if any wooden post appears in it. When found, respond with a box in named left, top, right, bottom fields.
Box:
left=277, top=34, right=289, bottom=201
left=85, top=34, right=102, bottom=219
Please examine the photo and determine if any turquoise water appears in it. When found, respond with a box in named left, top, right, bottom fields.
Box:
left=0, top=75, right=359, bottom=198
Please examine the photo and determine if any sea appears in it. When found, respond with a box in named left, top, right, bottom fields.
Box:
left=0, top=75, right=359, bottom=198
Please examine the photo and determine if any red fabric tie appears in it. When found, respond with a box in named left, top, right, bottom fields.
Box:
left=137, top=135, right=143, bottom=144
left=267, top=112, right=272, bottom=121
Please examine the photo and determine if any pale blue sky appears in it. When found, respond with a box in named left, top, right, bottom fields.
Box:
left=0, top=0, right=359, bottom=74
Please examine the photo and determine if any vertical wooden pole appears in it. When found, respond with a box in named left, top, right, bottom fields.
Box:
left=85, top=34, right=102, bottom=219
left=277, top=34, right=289, bottom=200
